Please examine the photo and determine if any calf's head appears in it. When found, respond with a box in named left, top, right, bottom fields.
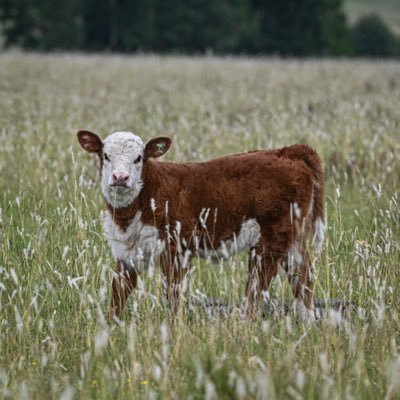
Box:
left=77, top=130, right=171, bottom=208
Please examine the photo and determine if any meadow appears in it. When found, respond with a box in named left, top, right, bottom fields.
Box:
left=0, top=53, right=399, bottom=399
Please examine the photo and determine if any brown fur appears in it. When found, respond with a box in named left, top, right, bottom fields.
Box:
left=105, top=144, right=324, bottom=318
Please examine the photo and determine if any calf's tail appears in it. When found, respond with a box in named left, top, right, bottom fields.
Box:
left=303, top=148, right=325, bottom=254
left=282, top=144, right=325, bottom=254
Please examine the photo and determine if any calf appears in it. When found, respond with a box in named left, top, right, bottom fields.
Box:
left=77, top=130, right=325, bottom=320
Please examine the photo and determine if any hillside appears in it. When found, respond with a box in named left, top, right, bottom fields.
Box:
left=344, top=0, right=400, bottom=34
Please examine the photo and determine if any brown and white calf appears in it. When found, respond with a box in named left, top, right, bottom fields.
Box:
left=77, top=130, right=325, bottom=320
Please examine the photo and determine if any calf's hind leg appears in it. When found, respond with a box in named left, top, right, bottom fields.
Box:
left=286, top=244, right=315, bottom=321
left=244, top=246, right=279, bottom=318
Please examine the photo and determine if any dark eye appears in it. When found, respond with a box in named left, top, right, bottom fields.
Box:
left=134, top=155, right=142, bottom=164
left=104, top=153, right=110, bottom=161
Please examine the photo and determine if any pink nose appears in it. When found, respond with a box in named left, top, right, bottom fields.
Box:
left=111, top=172, right=130, bottom=186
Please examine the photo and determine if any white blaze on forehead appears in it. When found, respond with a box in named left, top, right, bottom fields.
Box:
left=103, top=131, right=144, bottom=157
left=101, top=131, right=145, bottom=208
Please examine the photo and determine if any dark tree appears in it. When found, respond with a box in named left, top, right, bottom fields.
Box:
left=151, top=0, right=256, bottom=53
left=252, top=0, right=352, bottom=56
left=0, top=0, right=85, bottom=50
left=352, top=14, right=398, bottom=57
left=116, top=0, right=156, bottom=51
left=1, top=0, right=396, bottom=56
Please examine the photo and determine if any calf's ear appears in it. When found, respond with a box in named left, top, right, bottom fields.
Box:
left=77, top=130, right=103, bottom=153
left=144, top=137, right=172, bottom=159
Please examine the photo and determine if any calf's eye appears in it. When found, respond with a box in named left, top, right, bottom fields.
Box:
left=134, top=155, right=142, bottom=164
left=104, top=153, right=110, bottom=161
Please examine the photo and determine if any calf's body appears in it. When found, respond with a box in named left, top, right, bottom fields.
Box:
left=77, top=130, right=325, bottom=320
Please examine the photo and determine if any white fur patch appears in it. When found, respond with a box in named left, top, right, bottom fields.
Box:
left=103, top=210, right=165, bottom=273
left=199, top=218, right=261, bottom=261
left=287, top=241, right=303, bottom=271
left=101, top=131, right=145, bottom=208
left=312, top=217, right=325, bottom=254
left=293, top=299, right=315, bottom=322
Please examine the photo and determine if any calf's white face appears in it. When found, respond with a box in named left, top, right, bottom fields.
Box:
left=102, top=131, right=145, bottom=207
left=77, top=130, right=171, bottom=208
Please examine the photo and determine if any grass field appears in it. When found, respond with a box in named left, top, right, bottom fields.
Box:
left=0, top=53, right=399, bottom=399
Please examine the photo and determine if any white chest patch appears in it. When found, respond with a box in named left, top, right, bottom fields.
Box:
left=102, top=210, right=165, bottom=273
left=199, top=218, right=261, bottom=261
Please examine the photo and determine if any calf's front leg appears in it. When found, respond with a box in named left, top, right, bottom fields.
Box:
left=160, top=249, right=190, bottom=315
left=109, top=261, right=138, bottom=318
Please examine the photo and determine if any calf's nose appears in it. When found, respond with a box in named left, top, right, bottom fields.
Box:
left=111, top=172, right=130, bottom=185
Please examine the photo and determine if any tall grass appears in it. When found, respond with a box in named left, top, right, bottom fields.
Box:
left=0, top=54, right=399, bottom=399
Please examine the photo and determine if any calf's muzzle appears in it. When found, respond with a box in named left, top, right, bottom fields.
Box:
left=110, top=172, right=131, bottom=187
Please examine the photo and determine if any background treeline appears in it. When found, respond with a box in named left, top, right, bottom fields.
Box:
left=0, top=0, right=399, bottom=56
